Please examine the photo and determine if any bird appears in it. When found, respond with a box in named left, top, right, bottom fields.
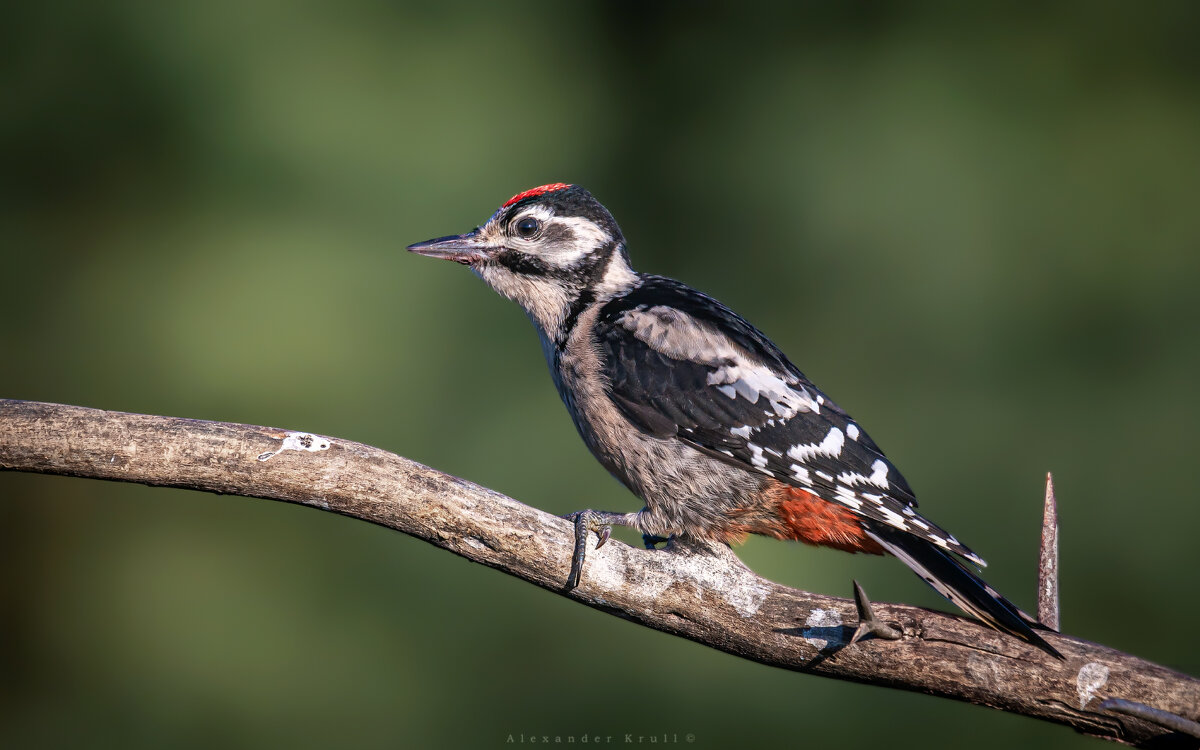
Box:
left=408, top=182, right=1060, bottom=658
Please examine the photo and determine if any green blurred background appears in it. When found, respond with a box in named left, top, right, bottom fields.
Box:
left=2, top=2, right=1198, bottom=747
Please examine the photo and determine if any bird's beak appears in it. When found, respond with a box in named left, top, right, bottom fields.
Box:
left=406, top=230, right=496, bottom=265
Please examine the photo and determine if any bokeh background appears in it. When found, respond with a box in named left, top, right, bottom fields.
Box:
left=3, top=2, right=1199, bottom=747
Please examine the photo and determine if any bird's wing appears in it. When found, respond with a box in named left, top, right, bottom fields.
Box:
left=595, top=276, right=985, bottom=566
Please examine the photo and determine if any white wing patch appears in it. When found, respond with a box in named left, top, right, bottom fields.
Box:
left=836, top=459, right=890, bottom=489
left=833, top=485, right=863, bottom=509
left=786, top=427, right=845, bottom=462
left=748, top=442, right=769, bottom=469
left=706, top=362, right=820, bottom=418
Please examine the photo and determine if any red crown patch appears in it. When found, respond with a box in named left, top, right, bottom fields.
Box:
left=502, top=183, right=572, bottom=208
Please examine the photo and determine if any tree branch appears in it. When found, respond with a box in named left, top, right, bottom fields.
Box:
left=2, top=399, right=1197, bottom=747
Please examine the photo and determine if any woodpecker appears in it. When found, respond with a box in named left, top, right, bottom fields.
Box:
left=409, top=183, right=1059, bottom=657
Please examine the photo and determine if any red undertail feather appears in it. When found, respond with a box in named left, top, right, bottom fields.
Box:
left=725, top=483, right=885, bottom=554
left=778, top=487, right=886, bottom=554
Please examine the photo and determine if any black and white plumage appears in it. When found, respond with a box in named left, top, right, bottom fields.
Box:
left=595, top=276, right=980, bottom=564
left=408, top=183, right=1059, bottom=657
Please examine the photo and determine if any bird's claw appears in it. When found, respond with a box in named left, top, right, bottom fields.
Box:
left=563, top=510, right=612, bottom=591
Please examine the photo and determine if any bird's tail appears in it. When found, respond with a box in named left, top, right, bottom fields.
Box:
left=864, top=521, right=1062, bottom=659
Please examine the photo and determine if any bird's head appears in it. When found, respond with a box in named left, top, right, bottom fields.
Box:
left=408, top=183, right=638, bottom=339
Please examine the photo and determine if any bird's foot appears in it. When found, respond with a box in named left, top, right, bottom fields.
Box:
left=642, top=534, right=669, bottom=550
left=562, top=510, right=638, bottom=591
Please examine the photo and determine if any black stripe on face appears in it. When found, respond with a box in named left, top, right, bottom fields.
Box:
left=494, top=249, right=551, bottom=276
left=559, top=287, right=596, bottom=346
left=555, top=242, right=621, bottom=346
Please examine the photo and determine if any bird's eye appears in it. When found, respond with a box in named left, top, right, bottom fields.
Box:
left=514, top=217, right=540, bottom=238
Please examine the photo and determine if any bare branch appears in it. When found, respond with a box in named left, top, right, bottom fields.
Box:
left=1040, top=471, right=1061, bottom=632
left=2, top=399, right=1198, bottom=747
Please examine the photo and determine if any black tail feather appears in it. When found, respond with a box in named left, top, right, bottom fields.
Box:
left=864, top=522, right=1063, bottom=659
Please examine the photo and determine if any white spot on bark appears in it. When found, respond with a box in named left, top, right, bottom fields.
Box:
left=258, top=432, right=332, bottom=461
left=802, top=608, right=844, bottom=650
left=1077, top=662, right=1109, bottom=709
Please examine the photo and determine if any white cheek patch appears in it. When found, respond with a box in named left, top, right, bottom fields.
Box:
left=506, top=210, right=613, bottom=268
left=548, top=215, right=612, bottom=261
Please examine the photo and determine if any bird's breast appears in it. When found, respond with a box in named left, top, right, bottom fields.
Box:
left=548, top=307, right=764, bottom=534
